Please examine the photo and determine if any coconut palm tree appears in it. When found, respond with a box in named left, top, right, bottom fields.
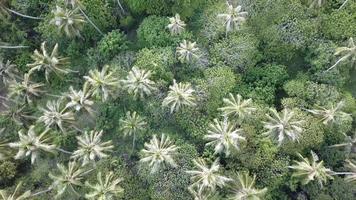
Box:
left=162, top=80, right=196, bottom=113
left=205, top=118, right=245, bottom=156
left=289, top=151, right=334, bottom=186
left=84, top=65, right=119, bottom=102
left=307, top=101, right=350, bottom=125
left=330, top=132, right=356, bottom=156
left=343, top=159, right=356, bottom=183
left=0, top=0, right=42, bottom=20
left=27, top=42, right=71, bottom=82
left=218, top=93, right=256, bottom=119
left=217, top=2, right=248, bottom=34
left=327, top=37, right=356, bottom=71
left=309, top=0, right=325, bottom=8
left=167, top=13, right=186, bottom=35
left=7, top=73, right=45, bottom=104
left=0, top=102, right=35, bottom=126
left=176, top=40, right=200, bottom=63
left=63, top=0, right=104, bottom=35
left=187, top=158, right=231, bottom=194
left=51, top=5, right=86, bottom=38
left=49, top=161, right=90, bottom=198
left=0, top=128, right=11, bottom=160
left=8, top=125, right=56, bottom=164
left=0, top=59, right=18, bottom=85
left=119, top=111, right=146, bottom=152
left=38, top=98, right=76, bottom=132
left=85, top=171, right=124, bottom=200
left=71, top=130, right=114, bottom=166
left=229, top=172, right=267, bottom=200
left=188, top=184, right=213, bottom=200
left=263, top=108, right=304, bottom=146
left=140, top=134, right=178, bottom=173
left=121, top=67, right=156, bottom=98
left=65, top=83, right=95, bottom=115
left=0, top=182, right=31, bottom=200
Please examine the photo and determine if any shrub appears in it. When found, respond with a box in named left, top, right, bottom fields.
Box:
left=98, top=30, right=129, bottom=60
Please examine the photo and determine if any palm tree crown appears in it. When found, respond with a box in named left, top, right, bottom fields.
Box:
left=162, top=80, right=197, bottom=113
left=84, top=65, right=119, bottom=101
left=8, top=126, right=56, bottom=164
left=49, top=161, right=89, bottom=198
left=327, top=37, right=356, bottom=71
left=307, top=101, right=350, bottom=125
left=176, top=40, right=200, bottom=63
left=229, top=172, right=267, bottom=200
left=0, top=59, right=18, bottom=85
left=205, top=118, right=245, bottom=156
left=85, top=171, right=124, bottom=200
left=218, top=93, right=256, bottom=119
left=66, top=83, right=94, bottom=115
left=51, top=5, right=85, bottom=38
left=38, top=98, right=76, bottom=132
left=330, top=132, right=356, bottom=156
left=186, top=158, right=231, bottom=194
left=119, top=111, right=146, bottom=137
left=217, top=2, right=248, bottom=34
left=121, top=67, right=156, bottom=98
left=140, top=134, right=178, bottom=173
left=263, top=108, right=304, bottom=146
left=71, top=130, right=114, bottom=166
left=344, top=159, right=356, bottom=183
left=289, top=151, right=334, bottom=186
left=167, top=13, right=186, bottom=35
left=27, top=42, right=71, bottom=82
left=0, top=182, right=31, bottom=200
left=7, top=73, right=45, bottom=104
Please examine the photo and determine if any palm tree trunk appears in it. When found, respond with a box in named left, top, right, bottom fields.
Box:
left=5, top=8, right=42, bottom=20
left=31, top=187, right=53, bottom=197
left=327, top=54, right=351, bottom=71
left=131, top=132, right=136, bottom=154
left=339, top=0, right=349, bottom=10
left=78, top=7, right=104, bottom=35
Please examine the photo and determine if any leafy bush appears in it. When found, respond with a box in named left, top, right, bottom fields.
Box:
left=98, top=30, right=129, bottom=60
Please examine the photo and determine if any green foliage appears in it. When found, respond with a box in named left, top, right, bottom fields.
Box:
left=210, top=32, right=261, bottom=71
left=0, top=161, right=17, bottom=183
left=137, top=15, right=192, bottom=48
left=134, top=47, right=175, bottom=84
left=98, top=30, right=129, bottom=60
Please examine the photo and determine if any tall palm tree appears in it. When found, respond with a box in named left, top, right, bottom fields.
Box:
left=49, top=161, right=90, bottom=198
left=84, top=65, right=119, bottom=102
left=65, top=83, right=95, bottom=115
left=85, top=171, right=124, bottom=200
left=8, top=125, right=56, bottom=164
left=167, top=13, right=186, bottom=35
left=344, top=159, right=356, bottom=183
left=218, top=93, right=256, bottom=119
left=38, top=98, right=76, bottom=132
left=229, top=172, right=267, bottom=200
left=289, top=151, right=334, bottom=186
left=162, top=80, right=196, bottom=113
left=188, top=184, right=213, bottom=200
left=263, top=108, right=304, bottom=146
left=217, top=2, right=248, bottom=34
left=186, top=158, right=231, bottom=194
left=327, top=37, right=356, bottom=71
left=140, top=134, right=178, bottom=173
left=205, top=118, right=245, bottom=156
left=0, top=182, right=31, bottom=200
left=176, top=40, right=200, bottom=63
left=0, top=0, right=42, bottom=20
left=121, top=67, right=156, bottom=99
left=330, top=132, right=356, bottom=156
left=119, top=111, right=146, bottom=152
left=27, top=42, right=71, bottom=82
left=7, top=73, right=45, bottom=104
left=0, top=59, right=18, bottom=85
left=51, top=5, right=86, bottom=38
left=307, top=101, right=350, bottom=125
left=0, top=102, right=35, bottom=126
left=71, top=130, right=114, bottom=166
left=0, top=128, right=11, bottom=160
left=63, top=0, right=104, bottom=35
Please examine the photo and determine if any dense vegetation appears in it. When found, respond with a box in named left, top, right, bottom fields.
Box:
left=0, top=0, right=355, bottom=199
